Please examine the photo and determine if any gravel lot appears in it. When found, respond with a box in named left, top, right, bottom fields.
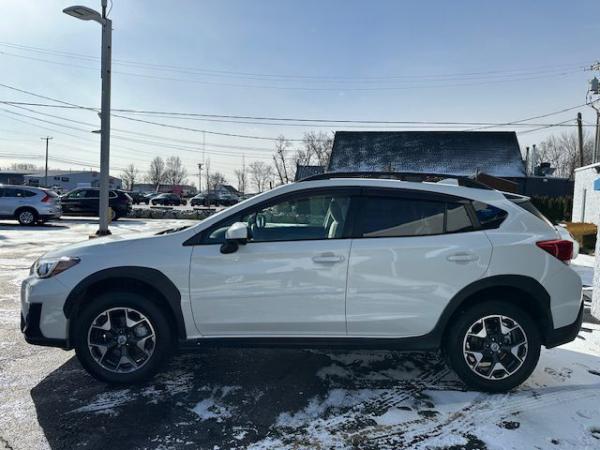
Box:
left=1, top=218, right=600, bottom=449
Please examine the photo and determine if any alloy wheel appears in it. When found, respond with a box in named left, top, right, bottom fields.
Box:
left=87, top=307, right=156, bottom=373
left=462, top=314, right=528, bottom=380
left=19, top=211, right=35, bottom=224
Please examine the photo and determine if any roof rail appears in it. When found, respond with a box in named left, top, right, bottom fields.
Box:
left=298, top=171, right=493, bottom=190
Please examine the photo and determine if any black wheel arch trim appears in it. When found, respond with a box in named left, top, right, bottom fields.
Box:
left=63, top=266, right=186, bottom=341
left=428, top=274, right=553, bottom=347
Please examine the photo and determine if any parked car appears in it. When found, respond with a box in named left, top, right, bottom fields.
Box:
left=0, top=185, right=61, bottom=225
left=60, top=188, right=132, bottom=220
left=125, top=191, right=146, bottom=205
left=190, top=192, right=238, bottom=207
left=22, top=175, right=582, bottom=391
left=151, top=193, right=186, bottom=206
left=140, top=192, right=160, bottom=205
left=190, top=192, right=217, bottom=207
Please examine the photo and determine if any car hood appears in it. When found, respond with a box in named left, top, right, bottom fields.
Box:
left=41, top=231, right=159, bottom=259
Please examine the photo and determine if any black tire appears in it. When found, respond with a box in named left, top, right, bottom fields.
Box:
left=73, top=291, right=174, bottom=384
left=445, top=300, right=541, bottom=392
left=16, top=208, right=38, bottom=226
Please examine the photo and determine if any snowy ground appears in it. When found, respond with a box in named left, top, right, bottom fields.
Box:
left=1, top=218, right=600, bottom=449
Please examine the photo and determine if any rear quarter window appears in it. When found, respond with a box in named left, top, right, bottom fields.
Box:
left=472, top=201, right=508, bottom=229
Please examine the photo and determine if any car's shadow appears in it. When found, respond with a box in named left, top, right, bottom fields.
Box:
left=30, top=348, right=451, bottom=449
left=0, top=222, right=69, bottom=230
left=30, top=340, right=600, bottom=450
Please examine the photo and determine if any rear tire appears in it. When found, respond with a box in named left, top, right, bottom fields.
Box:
left=16, top=208, right=37, bottom=226
left=73, top=291, right=174, bottom=384
left=445, top=300, right=541, bottom=392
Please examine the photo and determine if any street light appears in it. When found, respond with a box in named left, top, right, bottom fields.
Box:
left=63, top=1, right=112, bottom=236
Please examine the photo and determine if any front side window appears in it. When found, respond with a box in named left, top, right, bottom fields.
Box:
left=361, top=197, right=446, bottom=237
left=69, top=190, right=86, bottom=199
left=201, top=192, right=351, bottom=244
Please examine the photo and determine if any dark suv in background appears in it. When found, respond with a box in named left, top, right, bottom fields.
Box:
left=60, top=188, right=132, bottom=219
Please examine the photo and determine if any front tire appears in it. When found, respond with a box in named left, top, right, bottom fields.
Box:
left=445, top=301, right=541, bottom=392
left=73, top=291, right=174, bottom=384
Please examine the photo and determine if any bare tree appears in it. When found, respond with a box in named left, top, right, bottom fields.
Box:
left=164, top=156, right=188, bottom=186
left=234, top=168, right=247, bottom=194
left=249, top=161, right=274, bottom=192
left=146, top=157, right=166, bottom=188
left=272, top=135, right=295, bottom=184
left=296, top=131, right=334, bottom=167
left=121, top=163, right=139, bottom=191
left=208, top=171, right=227, bottom=192
left=537, top=131, right=594, bottom=178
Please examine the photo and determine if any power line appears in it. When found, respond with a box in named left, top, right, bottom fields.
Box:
left=0, top=95, right=594, bottom=129
left=0, top=50, right=585, bottom=92
left=0, top=41, right=590, bottom=82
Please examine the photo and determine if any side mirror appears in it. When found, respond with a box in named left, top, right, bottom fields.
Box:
left=220, top=222, right=249, bottom=254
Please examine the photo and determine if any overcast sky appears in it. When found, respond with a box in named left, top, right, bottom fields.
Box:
left=0, top=0, right=599, bottom=185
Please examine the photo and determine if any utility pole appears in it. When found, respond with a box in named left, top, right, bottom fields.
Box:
left=577, top=112, right=584, bottom=167
left=40, top=136, right=53, bottom=187
left=199, top=164, right=203, bottom=192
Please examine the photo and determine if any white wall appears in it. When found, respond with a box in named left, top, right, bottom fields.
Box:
left=572, top=163, right=600, bottom=225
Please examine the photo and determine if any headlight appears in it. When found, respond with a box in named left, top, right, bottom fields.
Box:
left=34, top=256, right=80, bottom=278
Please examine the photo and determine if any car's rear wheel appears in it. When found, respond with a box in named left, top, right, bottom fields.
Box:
left=445, top=301, right=541, bottom=392
left=16, top=208, right=37, bottom=226
left=73, top=291, right=174, bottom=384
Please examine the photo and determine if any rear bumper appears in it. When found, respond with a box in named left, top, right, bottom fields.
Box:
left=544, top=302, right=583, bottom=348
left=21, top=303, right=69, bottom=349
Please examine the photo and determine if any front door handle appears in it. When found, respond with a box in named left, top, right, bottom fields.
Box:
left=447, top=252, right=479, bottom=263
left=312, top=253, right=345, bottom=264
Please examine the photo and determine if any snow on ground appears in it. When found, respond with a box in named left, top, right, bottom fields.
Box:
left=0, top=218, right=600, bottom=449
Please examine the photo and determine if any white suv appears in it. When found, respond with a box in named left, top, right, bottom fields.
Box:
left=21, top=175, right=582, bottom=392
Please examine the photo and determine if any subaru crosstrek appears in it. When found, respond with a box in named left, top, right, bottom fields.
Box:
left=21, top=175, right=582, bottom=392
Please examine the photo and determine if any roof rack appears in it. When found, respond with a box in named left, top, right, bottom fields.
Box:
left=298, top=171, right=493, bottom=190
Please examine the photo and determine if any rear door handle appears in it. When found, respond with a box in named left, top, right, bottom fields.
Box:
left=447, top=252, right=479, bottom=262
left=312, top=253, right=345, bottom=264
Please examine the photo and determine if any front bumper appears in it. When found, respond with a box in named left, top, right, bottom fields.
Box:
left=544, top=302, right=583, bottom=349
left=21, top=303, right=69, bottom=349
left=20, top=275, right=71, bottom=349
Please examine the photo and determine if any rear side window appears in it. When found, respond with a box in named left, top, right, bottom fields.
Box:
left=2, top=188, right=35, bottom=198
left=446, top=203, right=475, bottom=233
left=360, top=197, right=446, bottom=237
left=472, top=202, right=508, bottom=229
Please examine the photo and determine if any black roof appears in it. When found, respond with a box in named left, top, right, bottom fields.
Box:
left=327, top=131, right=526, bottom=178
left=294, top=165, right=325, bottom=181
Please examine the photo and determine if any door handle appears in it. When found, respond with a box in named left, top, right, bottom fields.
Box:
left=312, top=253, right=345, bottom=264
left=447, top=252, right=479, bottom=262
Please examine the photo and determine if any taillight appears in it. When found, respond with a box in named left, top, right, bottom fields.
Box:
left=41, top=194, right=51, bottom=203
left=536, top=239, right=573, bottom=262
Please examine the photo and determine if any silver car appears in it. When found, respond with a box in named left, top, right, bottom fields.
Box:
left=0, top=185, right=62, bottom=225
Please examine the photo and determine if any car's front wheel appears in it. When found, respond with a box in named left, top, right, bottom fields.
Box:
left=73, top=291, right=174, bottom=384
left=445, top=301, right=541, bottom=392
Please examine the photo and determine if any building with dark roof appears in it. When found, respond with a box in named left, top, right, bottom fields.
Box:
left=294, top=164, right=325, bottom=181
left=327, top=131, right=527, bottom=178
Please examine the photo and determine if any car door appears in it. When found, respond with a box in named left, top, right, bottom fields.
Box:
left=0, top=188, right=9, bottom=216
left=61, top=189, right=85, bottom=213
left=83, top=189, right=100, bottom=215
left=189, top=188, right=357, bottom=336
left=346, top=189, right=492, bottom=337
